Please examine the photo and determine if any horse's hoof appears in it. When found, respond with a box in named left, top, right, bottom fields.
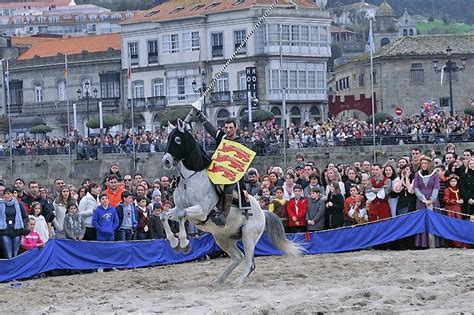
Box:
left=169, top=238, right=179, bottom=249
left=180, top=238, right=190, bottom=249
left=182, top=243, right=192, bottom=254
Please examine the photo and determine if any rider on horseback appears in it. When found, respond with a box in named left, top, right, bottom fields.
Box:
left=192, top=108, right=247, bottom=227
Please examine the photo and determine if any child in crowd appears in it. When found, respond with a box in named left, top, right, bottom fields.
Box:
left=115, top=191, right=138, bottom=241
left=286, top=184, right=308, bottom=233
left=151, top=189, right=162, bottom=207
left=136, top=196, right=151, bottom=240
left=92, top=193, right=119, bottom=241
left=259, top=196, right=270, bottom=211
left=344, top=185, right=360, bottom=226
left=29, top=201, right=49, bottom=243
left=21, top=218, right=45, bottom=251
left=348, top=195, right=368, bottom=224
left=149, top=203, right=166, bottom=239
left=443, top=174, right=468, bottom=248
left=63, top=202, right=85, bottom=240
left=268, top=187, right=288, bottom=232
left=305, top=188, right=325, bottom=231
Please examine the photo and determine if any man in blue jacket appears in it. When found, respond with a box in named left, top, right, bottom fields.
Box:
left=92, top=193, right=119, bottom=241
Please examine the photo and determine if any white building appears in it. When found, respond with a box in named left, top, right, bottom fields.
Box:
left=120, top=0, right=331, bottom=130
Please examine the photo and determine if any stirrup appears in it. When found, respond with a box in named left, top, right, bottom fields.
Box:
left=210, top=208, right=226, bottom=227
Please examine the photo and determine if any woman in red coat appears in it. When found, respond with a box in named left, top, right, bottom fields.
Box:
left=286, top=184, right=308, bottom=233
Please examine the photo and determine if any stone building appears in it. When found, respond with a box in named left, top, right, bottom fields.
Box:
left=373, top=0, right=398, bottom=50
left=120, top=0, right=332, bottom=130
left=327, top=35, right=474, bottom=119
left=1, top=34, right=122, bottom=137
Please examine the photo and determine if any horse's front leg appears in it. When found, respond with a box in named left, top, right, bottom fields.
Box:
left=160, top=208, right=179, bottom=248
left=176, top=208, right=190, bottom=250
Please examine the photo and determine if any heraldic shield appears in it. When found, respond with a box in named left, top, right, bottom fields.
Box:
left=207, top=139, right=256, bottom=185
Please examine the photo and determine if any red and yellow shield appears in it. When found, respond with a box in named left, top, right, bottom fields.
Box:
left=207, top=139, right=256, bottom=185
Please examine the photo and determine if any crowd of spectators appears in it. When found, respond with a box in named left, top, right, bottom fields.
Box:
left=1, top=114, right=473, bottom=157
left=0, top=142, right=473, bottom=261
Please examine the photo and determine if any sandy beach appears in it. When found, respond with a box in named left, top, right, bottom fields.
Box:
left=0, top=249, right=473, bottom=313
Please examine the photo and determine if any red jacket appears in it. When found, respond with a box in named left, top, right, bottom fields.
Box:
left=286, top=197, right=308, bottom=227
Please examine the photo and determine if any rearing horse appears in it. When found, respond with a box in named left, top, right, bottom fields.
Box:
left=160, top=119, right=303, bottom=285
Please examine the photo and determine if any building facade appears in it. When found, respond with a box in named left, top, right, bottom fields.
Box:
left=120, top=0, right=332, bottom=130
left=1, top=34, right=122, bottom=137
left=328, top=35, right=474, bottom=119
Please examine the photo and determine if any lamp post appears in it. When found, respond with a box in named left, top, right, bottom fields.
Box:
left=192, top=71, right=207, bottom=149
left=76, top=82, right=98, bottom=136
left=433, top=46, right=467, bottom=116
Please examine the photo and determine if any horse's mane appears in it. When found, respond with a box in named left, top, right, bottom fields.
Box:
left=182, top=134, right=211, bottom=172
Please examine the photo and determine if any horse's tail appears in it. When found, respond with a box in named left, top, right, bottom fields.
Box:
left=263, top=210, right=304, bottom=257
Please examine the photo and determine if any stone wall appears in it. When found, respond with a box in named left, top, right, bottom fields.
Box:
left=0, top=142, right=471, bottom=188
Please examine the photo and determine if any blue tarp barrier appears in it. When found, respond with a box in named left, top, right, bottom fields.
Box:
left=0, top=209, right=472, bottom=282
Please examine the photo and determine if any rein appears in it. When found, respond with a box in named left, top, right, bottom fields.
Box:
left=178, top=169, right=199, bottom=190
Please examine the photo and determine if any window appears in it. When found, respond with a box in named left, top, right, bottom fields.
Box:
left=300, top=25, right=309, bottom=46
left=144, top=10, right=160, bottom=17
left=409, top=29, right=414, bottom=36
left=216, top=73, right=229, bottom=92
left=310, top=26, right=319, bottom=46
left=298, top=71, right=306, bottom=94
left=128, top=42, right=139, bottom=65
left=147, top=40, right=158, bottom=63
left=410, top=63, right=424, bottom=84
left=206, top=2, right=221, bottom=9
left=238, top=71, right=247, bottom=90
left=308, top=71, right=316, bottom=92
left=100, top=73, right=120, bottom=98
left=58, top=81, right=66, bottom=101
left=281, top=25, right=290, bottom=45
left=359, top=71, right=365, bottom=87
left=216, top=109, right=230, bottom=127
left=133, top=81, right=144, bottom=99
left=153, top=79, right=164, bottom=96
left=35, top=84, right=43, bottom=103
left=403, top=29, right=407, bottom=36
left=289, top=70, right=297, bottom=94
left=169, top=7, right=184, bottom=14
left=80, top=79, right=91, bottom=97
left=163, top=34, right=179, bottom=53
left=190, top=4, right=205, bottom=10
left=211, top=32, right=223, bottom=57
left=234, top=30, right=246, bottom=54
left=9, top=80, right=23, bottom=106
left=439, top=97, right=449, bottom=108
left=316, top=71, right=325, bottom=92
left=183, top=31, right=200, bottom=51
left=320, top=27, right=328, bottom=43
left=177, top=77, right=185, bottom=100
left=291, top=25, right=299, bottom=46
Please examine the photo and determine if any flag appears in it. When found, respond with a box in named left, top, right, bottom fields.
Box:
left=440, top=65, right=446, bottom=87
left=127, top=58, right=132, bottom=99
left=4, top=59, right=9, bottom=93
left=366, top=20, right=375, bottom=56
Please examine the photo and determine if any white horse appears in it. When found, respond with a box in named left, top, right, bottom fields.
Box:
left=160, top=119, right=303, bottom=285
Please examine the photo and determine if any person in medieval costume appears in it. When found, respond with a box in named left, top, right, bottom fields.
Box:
left=365, top=164, right=392, bottom=222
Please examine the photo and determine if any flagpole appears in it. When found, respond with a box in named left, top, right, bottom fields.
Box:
left=65, top=54, right=71, bottom=172
left=128, top=57, right=136, bottom=172
left=279, top=25, right=287, bottom=170
left=368, top=17, right=376, bottom=164
left=4, top=59, right=13, bottom=172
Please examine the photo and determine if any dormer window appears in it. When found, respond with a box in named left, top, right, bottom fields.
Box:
left=206, top=2, right=221, bottom=9
left=169, top=7, right=184, bottom=14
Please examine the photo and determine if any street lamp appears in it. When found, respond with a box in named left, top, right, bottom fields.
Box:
left=76, top=82, right=98, bottom=136
left=433, top=46, right=467, bottom=116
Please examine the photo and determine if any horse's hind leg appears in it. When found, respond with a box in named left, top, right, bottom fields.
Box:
left=213, top=238, right=244, bottom=285
left=233, top=228, right=261, bottom=286
left=177, top=209, right=190, bottom=250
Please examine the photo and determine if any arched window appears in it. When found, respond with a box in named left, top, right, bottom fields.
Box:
left=290, top=106, right=301, bottom=125
left=380, top=38, right=390, bottom=47
left=270, top=106, right=282, bottom=126
left=309, top=106, right=321, bottom=122
left=135, top=114, right=146, bottom=133
left=34, top=84, right=43, bottom=103
left=403, top=29, right=407, bottom=36
left=409, top=29, right=414, bottom=36
left=216, top=109, right=230, bottom=127
left=57, top=80, right=66, bottom=101
left=153, top=113, right=161, bottom=133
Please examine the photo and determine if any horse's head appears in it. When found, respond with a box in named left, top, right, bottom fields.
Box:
left=162, top=119, right=195, bottom=170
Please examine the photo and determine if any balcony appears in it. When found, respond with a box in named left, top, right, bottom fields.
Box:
left=101, top=97, right=120, bottom=109
left=147, top=96, right=166, bottom=108
left=130, top=56, right=139, bottom=66
left=127, top=98, right=146, bottom=108
left=210, top=91, right=231, bottom=104
left=148, top=54, right=158, bottom=64
left=232, top=90, right=247, bottom=102
left=9, top=104, right=22, bottom=114
left=212, top=45, right=223, bottom=57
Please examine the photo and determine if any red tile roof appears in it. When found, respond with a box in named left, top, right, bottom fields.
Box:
left=123, top=0, right=321, bottom=25
left=0, top=0, right=70, bottom=9
left=16, top=33, right=121, bottom=60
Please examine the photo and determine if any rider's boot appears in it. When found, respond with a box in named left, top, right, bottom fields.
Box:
left=211, top=194, right=233, bottom=227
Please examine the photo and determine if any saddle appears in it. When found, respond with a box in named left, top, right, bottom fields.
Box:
left=215, top=181, right=251, bottom=210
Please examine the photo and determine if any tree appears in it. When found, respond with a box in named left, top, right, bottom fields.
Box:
left=241, top=110, right=274, bottom=123
left=159, top=106, right=197, bottom=125
left=86, top=115, right=122, bottom=134
left=30, top=124, right=53, bottom=139
left=464, top=106, right=474, bottom=116
left=366, top=113, right=392, bottom=124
